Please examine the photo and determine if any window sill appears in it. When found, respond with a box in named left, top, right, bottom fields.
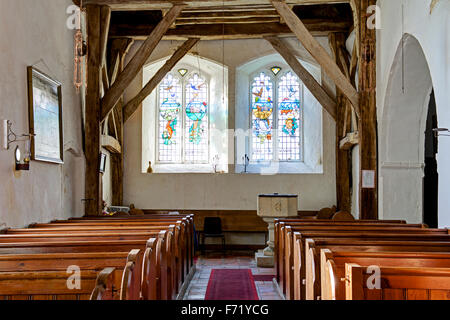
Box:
left=146, top=164, right=228, bottom=174
left=235, top=162, right=323, bottom=175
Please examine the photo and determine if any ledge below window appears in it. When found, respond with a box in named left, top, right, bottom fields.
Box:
left=146, top=163, right=228, bottom=174
left=235, top=162, right=323, bottom=175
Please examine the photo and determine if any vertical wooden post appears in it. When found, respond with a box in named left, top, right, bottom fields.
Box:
left=358, top=0, right=378, bottom=219
left=329, top=33, right=352, bottom=213
left=108, top=39, right=133, bottom=206
left=85, top=4, right=102, bottom=216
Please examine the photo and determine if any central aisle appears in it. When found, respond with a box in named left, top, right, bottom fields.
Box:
left=183, top=252, right=282, bottom=300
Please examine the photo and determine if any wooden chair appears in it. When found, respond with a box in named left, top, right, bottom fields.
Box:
left=200, top=217, right=225, bottom=255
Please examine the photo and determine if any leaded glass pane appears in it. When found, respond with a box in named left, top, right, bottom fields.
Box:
left=251, top=72, right=274, bottom=161
left=185, top=73, right=209, bottom=162
left=158, top=74, right=182, bottom=163
left=278, top=72, right=301, bottom=161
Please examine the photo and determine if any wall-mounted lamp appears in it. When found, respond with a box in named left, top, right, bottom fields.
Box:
left=1, top=119, right=34, bottom=171
left=432, top=128, right=450, bottom=137
left=15, top=145, right=30, bottom=171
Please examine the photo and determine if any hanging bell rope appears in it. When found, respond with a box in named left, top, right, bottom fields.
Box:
left=74, top=0, right=87, bottom=92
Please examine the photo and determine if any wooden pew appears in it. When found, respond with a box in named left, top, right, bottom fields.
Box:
left=0, top=237, right=166, bottom=300
left=274, top=220, right=423, bottom=294
left=306, top=238, right=450, bottom=301
left=5, top=224, right=185, bottom=299
left=91, top=268, right=116, bottom=300
left=0, top=269, right=104, bottom=300
left=8, top=221, right=191, bottom=287
left=0, top=214, right=194, bottom=300
left=345, top=264, right=450, bottom=300
left=321, top=250, right=450, bottom=300
left=0, top=249, right=141, bottom=300
left=284, top=228, right=450, bottom=300
left=30, top=218, right=194, bottom=275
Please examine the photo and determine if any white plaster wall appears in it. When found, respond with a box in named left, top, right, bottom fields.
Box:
left=123, top=38, right=336, bottom=211
left=377, top=0, right=450, bottom=226
left=0, top=0, right=84, bottom=228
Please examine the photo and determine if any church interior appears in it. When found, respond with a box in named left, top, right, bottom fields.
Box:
left=0, top=0, right=449, bottom=302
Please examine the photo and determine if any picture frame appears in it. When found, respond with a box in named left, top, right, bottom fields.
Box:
left=27, top=66, right=64, bottom=164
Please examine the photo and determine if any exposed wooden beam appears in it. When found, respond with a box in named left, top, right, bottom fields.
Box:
left=123, top=38, right=200, bottom=122
left=108, top=38, right=134, bottom=84
left=358, top=0, right=377, bottom=220
left=271, top=0, right=360, bottom=117
left=101, top=65, right=110, bottom=95
left=178, top=10, right=280, bottom=18
left=78, top=0, right=350, bottom=10
left=99, top=6, right=111, bottom=67
left=85, top=4, right=103, bottom=216
left=107, top=42, right=131, bottom=207
left=175, top=17, right=281, bottom=25
left=265, top=36, right=337, bottom=120
left=349, top=0, right=360, bottom=58
left=329, top=32, right=351, bottom=213
left=349, top=39, right=358, bottom=86
left=101, top=4, right=185, bottom=121
left=109, top=20, right=352, bottom=40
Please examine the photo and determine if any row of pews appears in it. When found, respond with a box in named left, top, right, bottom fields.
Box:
left=275, top=218, right=450, bottom=300
left=0, top=214, right=194, bottom=300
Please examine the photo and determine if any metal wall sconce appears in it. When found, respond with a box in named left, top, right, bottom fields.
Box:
left=432, top=128, right=450, bottom=137
left=1, top=119, right=34, bottom=171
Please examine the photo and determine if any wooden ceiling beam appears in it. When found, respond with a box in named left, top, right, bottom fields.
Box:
left=178, top=10, right=280, bottom=18
left=272, top=0, right=359, bottom=116
left=175, top=17, right=281, bottom=25
left=123, top=38, right=200, bottom=122
left=101, top=4, right=185, bottom=122
left=109, top=20, right=352, bottom=40
left=77, top=0, right=350, bottom=10
left=265, top=36, right=337, bottom=120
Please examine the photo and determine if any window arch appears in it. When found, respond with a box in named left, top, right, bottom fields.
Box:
left=157, top=72, right=209, bottom=164
left=250, top=69, right=302, bottom=162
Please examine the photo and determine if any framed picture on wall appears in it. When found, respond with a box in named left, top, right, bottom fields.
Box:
left=27, top=66, right=64, bottom=164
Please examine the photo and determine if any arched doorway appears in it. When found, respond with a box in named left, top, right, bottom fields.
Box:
left=379, top=34, right=435, bottom=224
left=423, top=90, right=438, bottom=227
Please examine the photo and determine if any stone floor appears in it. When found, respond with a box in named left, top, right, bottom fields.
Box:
left=183, top=250, right=282, bottom=300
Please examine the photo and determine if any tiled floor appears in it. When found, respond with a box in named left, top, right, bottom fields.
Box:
left=183, top=251, right=282, bottom=300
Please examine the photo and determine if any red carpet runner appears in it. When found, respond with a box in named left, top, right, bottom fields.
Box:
left=205, top=269, right=259, bottom=300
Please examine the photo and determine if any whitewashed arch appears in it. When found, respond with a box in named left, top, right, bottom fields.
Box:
left=379, top=34, right=434, bottom=223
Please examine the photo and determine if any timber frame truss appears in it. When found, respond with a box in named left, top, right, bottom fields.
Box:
left=77, top=0, right=377, bottom=219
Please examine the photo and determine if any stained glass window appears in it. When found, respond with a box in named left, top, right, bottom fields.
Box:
left=278, top=72, right=301, bottom=161
left=251, top=72, right=274, bottom=161
left=250, top=70, right=302, bottom=162
left=157, top=72, right=209, bottom=164
left=158, top=74, right=182, bottom=163
left=185, top=74, right=209, bottom=162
